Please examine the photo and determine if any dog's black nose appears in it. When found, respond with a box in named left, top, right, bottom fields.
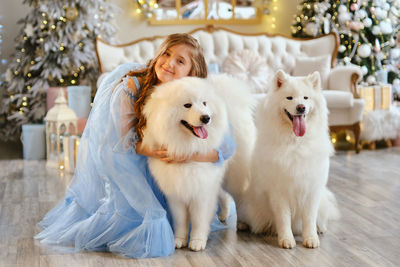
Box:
left=200, top=115, right=210, bottom=124
left=296, top=104, right=305, bottom=113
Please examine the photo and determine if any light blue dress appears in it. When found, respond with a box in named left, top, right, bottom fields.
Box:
left=35, top=63, right=237, bottom=258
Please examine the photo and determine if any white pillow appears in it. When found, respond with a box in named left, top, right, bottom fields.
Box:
left=222, top=49, right=272, bottom=93
left=292, top=55, right=331, bottom=89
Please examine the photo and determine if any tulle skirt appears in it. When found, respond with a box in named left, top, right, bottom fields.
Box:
left=35, top=63, right=236, bottom=258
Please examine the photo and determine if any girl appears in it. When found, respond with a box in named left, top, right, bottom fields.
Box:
left=35, top=34, right=236, bottom=258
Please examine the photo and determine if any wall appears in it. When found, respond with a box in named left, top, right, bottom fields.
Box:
left=112, top=0, right=299, bottom=43
left=0, top=0, right=29, bottom=74
left=0, top=0, right=299, bottom=60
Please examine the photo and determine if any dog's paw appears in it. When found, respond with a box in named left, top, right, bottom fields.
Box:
left=317, top=224, right=327, bottom=234
left=218, top=210, right=229, bottom=223
left=278, top=236, right=296, bottom=249
left=303, top=235, right=320, bottom=248
left=174, top=237, right=188, bottom=249
left=237, top=221, right=250, bottom=231
left=189, top=239, right=207, bottom=251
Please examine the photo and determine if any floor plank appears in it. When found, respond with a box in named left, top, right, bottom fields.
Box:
left=1, top=148, right=399, bottom=266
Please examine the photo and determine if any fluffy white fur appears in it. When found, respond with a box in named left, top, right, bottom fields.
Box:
left=142, top=75, right=256, bottom=251
left=238, top=70, right=340, bottom=249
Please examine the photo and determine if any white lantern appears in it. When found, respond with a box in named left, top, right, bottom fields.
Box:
left=45, top=89, right=78, bottom=170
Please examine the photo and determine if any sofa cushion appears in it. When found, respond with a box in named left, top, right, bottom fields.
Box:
left=292, top=55, right=330, bottom=89
left=222, top=49, right=272, bottom=93
left=323, top=90, right=354, bottom=108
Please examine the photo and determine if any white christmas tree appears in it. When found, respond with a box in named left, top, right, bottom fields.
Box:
left=0, top=0, right=117, bottom=140
left=292, top=0, right=400, bottom=88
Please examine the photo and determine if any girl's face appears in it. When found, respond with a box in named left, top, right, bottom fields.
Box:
left=155, top=44, right=193, bottom=84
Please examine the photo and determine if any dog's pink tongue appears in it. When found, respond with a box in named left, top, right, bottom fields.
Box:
left=293, top=115, right=306, bottom=137
left=193, top=126, right=208, bottom=139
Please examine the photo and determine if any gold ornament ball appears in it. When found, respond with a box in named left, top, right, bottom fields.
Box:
left=66, top=6, right=79, bottom=20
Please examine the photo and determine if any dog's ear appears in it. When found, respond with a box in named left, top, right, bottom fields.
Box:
left=308, top=71, right=321, bottom=90
left=275, top=69, right=287, bottom=90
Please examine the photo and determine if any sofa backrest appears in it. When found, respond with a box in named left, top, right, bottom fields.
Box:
left=95, top=26, right=338, bottom=79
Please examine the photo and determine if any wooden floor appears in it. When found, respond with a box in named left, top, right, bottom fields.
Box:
left=1, top=148, right=399, bottom=267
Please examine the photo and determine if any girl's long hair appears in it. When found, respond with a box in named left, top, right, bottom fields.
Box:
left=121, top=33, right=207, bottom=141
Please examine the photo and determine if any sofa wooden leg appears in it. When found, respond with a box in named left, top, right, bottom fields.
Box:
left=353, top=122, right=361, bottom=154
left=369, top=141, right=376, bottom=150
left=386, top=139, right=392, bottom=148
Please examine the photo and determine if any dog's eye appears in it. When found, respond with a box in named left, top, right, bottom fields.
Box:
left=184, top=103, right=192, bottom=108
left=304, top=96, right=308, bottom=100
left=203, top=102, right=207, bottom=106
left=286, top=96, right=293, bottom=100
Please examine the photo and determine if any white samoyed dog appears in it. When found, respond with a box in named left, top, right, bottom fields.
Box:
left=238, top=70, right=340, bottom=249
left=142, top=75, right=256, bottom=251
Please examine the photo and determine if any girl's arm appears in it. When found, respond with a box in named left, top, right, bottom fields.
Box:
left=140, top=123, right=236, bottom=164
left=120, top=77, right=139, bottom=136
left=136, top=141, right=218, bottom=163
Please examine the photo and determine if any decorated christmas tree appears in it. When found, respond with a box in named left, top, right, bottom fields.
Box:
left=0, top=0, right=117, bottom=140
left=292, top=0, right=400, bottom=87
left=0, top=18, right=7, bottom=87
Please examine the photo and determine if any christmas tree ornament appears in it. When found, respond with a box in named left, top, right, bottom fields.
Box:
left=339, top=44, right=346, bottom=53
left=361, top=65, right=369, bottom=75
left=65, top=6, right=79, bottom=20
left=358, top=43, right=372, bottom=58
left=323, top=17, right=330, bottom=34
left=372, top=26, right=381, bottom=35
left=363, top=17, right=372, bottom=27
left=24, top=24, right=34, bottom=37
left=379, top=20, right=393, bottom=34
left=339, top=12, right=351, bottom=24
left=367, top=75, right=377, bottom=84
left=351, top=3, right=359, bottom=11
left=306, top=22, right=318, bottom=36
left=339, top=5, right=348, bottom=13
left=391, top=48, right=400, bottom=59
left=375, top=39, right=381, bottom=52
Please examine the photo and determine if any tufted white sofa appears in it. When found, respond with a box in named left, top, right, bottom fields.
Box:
left=95, top=26, right=365, bottom=152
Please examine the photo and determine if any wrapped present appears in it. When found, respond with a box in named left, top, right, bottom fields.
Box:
left=359, top=84, right=392, bottom=112
left=21, top=124, right=46, bottom=160
left=67, top=86, right=91, bottom=118
left=46, top=87, right=68, bottom=111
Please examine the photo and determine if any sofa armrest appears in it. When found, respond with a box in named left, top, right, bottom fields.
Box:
left=327, top=65, right=363, bottom=98
left=322, top=90, right=354, bottom=108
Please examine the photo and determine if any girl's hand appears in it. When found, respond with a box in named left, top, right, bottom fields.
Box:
left=159, top=152, right=190, bottom=163
left=136, top=142, right=219, bottom=163
left=160, top=150, right=219, bottom=163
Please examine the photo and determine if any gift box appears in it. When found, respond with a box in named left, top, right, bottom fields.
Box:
left=67, top=86, right=91, bottom=118
left=359, top=84, right=392, bottom=112
left=21, top=124, right=46, bottom=160
left=46, top=87, right=68, bottom=111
